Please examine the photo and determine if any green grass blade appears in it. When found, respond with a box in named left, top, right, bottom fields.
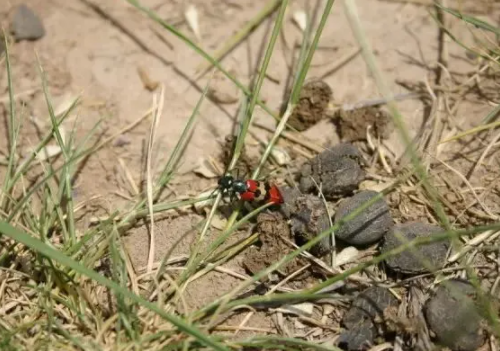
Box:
left=229, top=0, right=289, bottom=171
left=252, top=0, right=335, bottom=179
left=290, top=0, right=335, bottom=105
left=8, top=99, right=78, bottom=191
left=482, top=97, right=500, bottom=124
left=0, top=220, right=230, bottom=351
left=434, top=3, right=500, bottom=36
left=1, top=36, right=17, bottom=211
left=37, top=60, right=76, bottom=243
left=428, top=8, right=498, bottom=62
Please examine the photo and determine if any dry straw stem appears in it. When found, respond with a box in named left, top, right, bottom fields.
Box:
left=146, top=85, right=165, bottom=273
left=0, top=88, right=39, bottom=104
left=432, top=154, right=498, bottom=221
left=439, top=119, right=500, bottom=144
left=309, top=176, right=336, bottom=267
left=468, top=130, right=500, bottom=180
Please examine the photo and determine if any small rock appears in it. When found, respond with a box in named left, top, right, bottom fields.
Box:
left=11, top=5, right=45, bottom=41
left=287, top=79, right=333, bottom=131
left=343, top=286, right=399, bottom=329
left=425, top=279, right=485, bottom=351
left=291, top=194, right=331, bottom=257
left=335, top=190, right=393, bottom=246
left=381, top=222, right=449, bottom=274
left=299, top=143, right=365, bottom=199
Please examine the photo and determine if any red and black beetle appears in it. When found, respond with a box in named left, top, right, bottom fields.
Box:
left=217, top=175, right=283, bottom=205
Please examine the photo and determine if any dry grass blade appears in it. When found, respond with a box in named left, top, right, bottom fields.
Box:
left=146, top=85, right=165, bottom=273
left=439, top=119, right=500, bottom=144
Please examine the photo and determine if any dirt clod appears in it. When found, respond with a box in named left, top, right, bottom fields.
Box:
left=335, top=190, right=393, bottom=246
left=288, top=79, right=333, bottom=131
left=242, top=212, right=308, bottom=282
left=299, top=143, right=365, bottom=199
left=381, top=222, right=449, bottom=274
left=291, top=194, right=331, bottom=257
left=335, top=106, right=393, bottom=142
left=424, top=279, right=485, bottom=351
left=11, top=5, right=45, bottom=41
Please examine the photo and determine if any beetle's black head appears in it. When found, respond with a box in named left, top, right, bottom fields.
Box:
left=218, top=175, right=234, bottom=194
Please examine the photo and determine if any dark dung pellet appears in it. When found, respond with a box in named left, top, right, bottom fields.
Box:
left=335, top=190, right=393, bottom=246
left=381, top=222, right=449, bottom=274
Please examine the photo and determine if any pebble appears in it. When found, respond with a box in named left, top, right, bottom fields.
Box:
left=11, top=4, right=45, bottom=41
left=381, top=222, right=449, bottom=274
left=334, top=190, right=393, bottom=246
left=425, top=279, right=485, bottom=351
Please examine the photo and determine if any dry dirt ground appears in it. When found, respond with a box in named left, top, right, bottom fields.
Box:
left=2, top=0, right=500, bottom=347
